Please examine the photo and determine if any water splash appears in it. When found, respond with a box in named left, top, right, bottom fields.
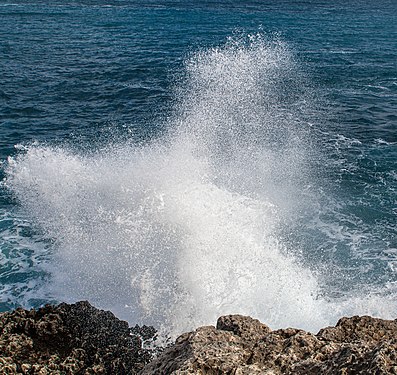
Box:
left=4, top=34, right=397, bottom=337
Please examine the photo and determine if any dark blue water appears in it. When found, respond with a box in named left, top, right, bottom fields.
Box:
left=0, top=0, right=396, bottom=336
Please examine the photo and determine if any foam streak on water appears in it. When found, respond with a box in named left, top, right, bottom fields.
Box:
left=4, top=35, right=397, bottom=337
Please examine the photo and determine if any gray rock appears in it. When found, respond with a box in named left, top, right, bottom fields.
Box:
left=142, top=314, right=397, bottom=374
left=2, top=304, right=397, bottom=374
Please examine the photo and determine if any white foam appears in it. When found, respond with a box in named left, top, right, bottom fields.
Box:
left=4, top=34, right=397, bottom=337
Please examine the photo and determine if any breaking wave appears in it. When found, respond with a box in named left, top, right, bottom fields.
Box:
left=4, top=34, right=397, bottom=337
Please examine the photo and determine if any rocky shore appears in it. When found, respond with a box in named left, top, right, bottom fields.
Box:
left=1, top=302, right=397, bottom=374
left=0, top=301, right=159, bottom=374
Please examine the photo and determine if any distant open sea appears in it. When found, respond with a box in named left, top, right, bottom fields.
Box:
left=0, top=0, right=396, bottom=337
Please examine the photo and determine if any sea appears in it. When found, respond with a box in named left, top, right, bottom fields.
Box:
left=0, top=0, right=396, bottom=338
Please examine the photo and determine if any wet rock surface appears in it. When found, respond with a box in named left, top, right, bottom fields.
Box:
left=142, top=314, right=397, bottom=374
left=0, top=301, right=158, bottom=374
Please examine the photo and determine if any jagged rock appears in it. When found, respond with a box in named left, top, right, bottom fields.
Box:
left=317, top=315, right=397, bottom=344
left=2, top=304, right=397, bottom=374
left=141, top=314, right=397, bottom=374
left=0, top=301, right=158, bottom=375
left=141, top=325, right=252, bottom=374
left=216, top=314, right=271, bottom=345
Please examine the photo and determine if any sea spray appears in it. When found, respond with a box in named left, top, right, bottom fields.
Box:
left=4, top=34, right=397, bottom=338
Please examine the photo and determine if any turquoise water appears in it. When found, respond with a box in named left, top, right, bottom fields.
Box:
left=0, top=0, right=396, bottom=336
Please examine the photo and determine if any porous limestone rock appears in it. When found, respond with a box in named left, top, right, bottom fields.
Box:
left=0, top=301, right=158, bottom=374
left=2, top=304, right=397, bottom=374
left=141, top=314, right=397, bottom=374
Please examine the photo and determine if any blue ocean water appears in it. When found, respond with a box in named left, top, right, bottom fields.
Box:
left=0, top=0, right=396, bottom=337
